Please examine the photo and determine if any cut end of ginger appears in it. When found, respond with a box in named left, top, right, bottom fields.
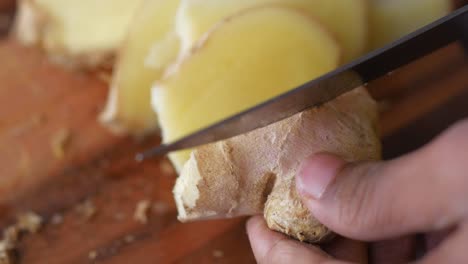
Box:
left=174, top=87, right=381, bottom=242
left=152, top=5, right=341, bottom=171
left=14, top=0, right=146, bottom=68
left=100, top=0, right=181, bottom=134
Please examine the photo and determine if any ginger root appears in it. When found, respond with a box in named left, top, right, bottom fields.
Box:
left=153, top=6, right=341, bottom=171
left=174, top=87, right=381, bottom=243
left=100, top=0, right=181, bottom=134
left=176, top=0, right=368, bottom=62
left=14, top=0, right=145, bottom=68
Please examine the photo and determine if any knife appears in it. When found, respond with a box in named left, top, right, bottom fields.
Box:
left=137, top=5, right=468, bottom=161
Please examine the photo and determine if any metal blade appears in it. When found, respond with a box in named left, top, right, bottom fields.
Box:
left=137, top=5, right=467, bottom=161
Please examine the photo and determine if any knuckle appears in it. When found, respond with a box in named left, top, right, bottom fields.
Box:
left=262, top=239, right=330, bottom=264
left=261, top=239, right=299, bottom=264
left=335, top=163, right=387, bottom=233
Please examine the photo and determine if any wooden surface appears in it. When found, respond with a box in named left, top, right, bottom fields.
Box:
left=0, top=35, right=466, bottom=264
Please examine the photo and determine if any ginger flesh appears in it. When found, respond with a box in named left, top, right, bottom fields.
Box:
left=152, top=6, right=341, bottom=171
left=100, top=0, right=181, bottom=134
left=14, top=0, right=145, bottom=68
left=369, top=0, right=451, bottom=49
left=176, top=0, right=368, bottom=62
left=174, top=87, right=381, bottom=243
left=99, top=0, right=450, bottom=135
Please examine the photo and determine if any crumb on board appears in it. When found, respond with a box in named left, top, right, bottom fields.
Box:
left=0, top=246, right=14, bottom=264
left=96, top=71, right=111, bottom=83
left=2, top=228, right=18, bottom=246
left=0, top=211, right=43, bottom=264
left=152, top=201, right=169, bottom=215
left=51, top=128, right=71, bottom=159
left=212, top=250, right=224, bottom=258
left=0, top=226, right=19, bottom=264
left=50, top=214, right=63, bottom=225
left=88, top=250, right=98, bottom=260
left=113, top=212, right=125, bottom=221
left=31, top=114, right=45, bottom=124
left=134, top=200, right=151, bottom=224
left=124, top=235, right=135, bottom=244
left=76, top=200, right=97, bottom=221
left=16, top=212, right=42, bottom=234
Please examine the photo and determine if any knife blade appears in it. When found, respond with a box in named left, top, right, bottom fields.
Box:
left=137, top=5, right=468, bottom=161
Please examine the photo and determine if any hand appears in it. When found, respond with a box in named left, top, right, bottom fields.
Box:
left=247, top=119, right=468, bottom=263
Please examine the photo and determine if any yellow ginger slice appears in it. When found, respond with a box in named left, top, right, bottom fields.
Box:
left=370, top=0, right=452, bottom=49
left=101, top=0, right=181, bottom=134
left=14, top=0, right=145, bottom=68
left=174, top=87, right=381, bottom=242
left=152, top=6, right=341, bottom=171
left=176, top=0, right=368, bottom=62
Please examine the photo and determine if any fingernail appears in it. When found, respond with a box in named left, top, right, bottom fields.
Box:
left=296, top=153, right=345, bottom=200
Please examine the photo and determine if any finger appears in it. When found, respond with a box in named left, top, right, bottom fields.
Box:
left=424, top=226, right=456, bottom=251
left=370, top=236, right=418, bottom=264
left=322, top=236, right=368, bottom=263
left=246, top=216, right=348, bottom=264
left=296, top=119, right=468, bottom=241
left=418, top=222, right=468, bottom=263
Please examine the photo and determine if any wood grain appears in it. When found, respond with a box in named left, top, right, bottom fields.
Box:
left=0, top=40, right=125, bottom=204
left=0, top=36, right=466, bottom=264
left=0, top=0, right=14, bottom=12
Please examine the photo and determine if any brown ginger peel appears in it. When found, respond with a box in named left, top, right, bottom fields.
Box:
left=174, top=87, right=381, bottom=242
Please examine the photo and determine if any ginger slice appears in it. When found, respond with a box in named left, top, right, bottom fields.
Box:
left=369, top=0, right=451, bottom=49
left=101, top=0, right=181, bottom=134
left=174, top=87, right=381, bottom=243
left=176, top=0, right=368, bottom=62
left=14, top=0, right=145, bottom=68
left=152, top=6, right=341, bottom=170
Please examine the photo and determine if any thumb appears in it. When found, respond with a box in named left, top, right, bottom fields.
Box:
left=296, top=120, right=468, bottom=241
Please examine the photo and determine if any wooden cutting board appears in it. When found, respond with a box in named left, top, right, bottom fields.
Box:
left=0, top=34, right=466, bottom=264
